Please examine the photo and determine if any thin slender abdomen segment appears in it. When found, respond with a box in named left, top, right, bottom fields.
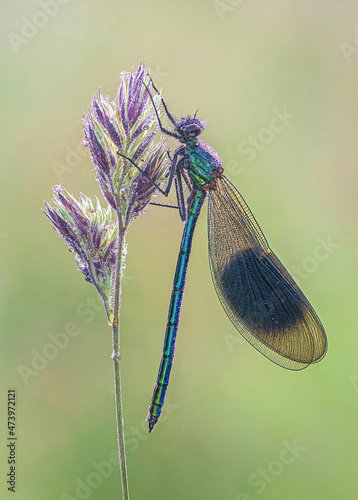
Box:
left=147, top=190, right=206, bottom=432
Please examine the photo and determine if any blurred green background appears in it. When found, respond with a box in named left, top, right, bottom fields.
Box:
left=1, top=1, right=357, bottom=499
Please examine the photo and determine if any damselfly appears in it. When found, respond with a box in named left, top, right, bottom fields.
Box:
left=119, top=79, right=327, bottom=433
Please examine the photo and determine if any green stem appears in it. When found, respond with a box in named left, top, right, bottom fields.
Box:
left=112, top=214, right=129, bottom=500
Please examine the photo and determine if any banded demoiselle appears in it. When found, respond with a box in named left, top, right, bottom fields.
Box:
left=119, top=79, right=327, bottom=433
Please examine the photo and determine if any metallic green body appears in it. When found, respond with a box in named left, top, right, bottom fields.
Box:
left=146, top=110, right=327, bottom=434
left=147, top=145, right=219, bottom=431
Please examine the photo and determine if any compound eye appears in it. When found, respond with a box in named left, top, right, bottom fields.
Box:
left=186, top=124, right=201, bottom=137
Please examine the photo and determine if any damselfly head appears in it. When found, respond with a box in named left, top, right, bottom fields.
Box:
left=175, top=116, right=206, bottom=142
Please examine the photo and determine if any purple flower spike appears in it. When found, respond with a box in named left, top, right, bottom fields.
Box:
left=83, top=116, right=110, bottom=176
left=44, top=187, right=118, bottom=313
left=91, top=93, right=105, bottom=126
left=118, top=79, right=129, bottom=134
left=81, top=61, right=169, bottom=224
left=129, top=148, right=168, bottom=221
left=45, top=62, right=169, bottom=316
